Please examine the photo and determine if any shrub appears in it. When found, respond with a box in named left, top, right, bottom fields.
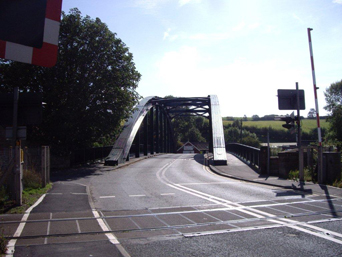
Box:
left=288, top=170, right=299, bottom=182
left=288, top=167, right=317, bottom=182
left=0, top=229, right=7, bottom=254
left=0, top=186, right=8, bottom=204
left=333, top=180, right=342, bottom=188
left=23, top=169, right=42, bottom=190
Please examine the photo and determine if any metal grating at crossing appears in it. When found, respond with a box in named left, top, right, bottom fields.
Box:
left=2, top=197, right=342, bottom=244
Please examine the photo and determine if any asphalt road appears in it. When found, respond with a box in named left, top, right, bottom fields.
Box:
left=3, top=153, right=342, bottom=256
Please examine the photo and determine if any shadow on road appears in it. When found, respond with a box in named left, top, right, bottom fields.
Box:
left=51, top=164, right=106, bottom=182
left=319, top=184, right=339, bottom=217
left=193, top=154, right=205, bottom=165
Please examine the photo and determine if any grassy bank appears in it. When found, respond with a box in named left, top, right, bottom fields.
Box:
left=223, top=118, right=329, bottom=134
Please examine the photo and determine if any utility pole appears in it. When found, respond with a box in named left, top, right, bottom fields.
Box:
left=12, top=87, right=22, bottom=205
left=307, top=28, right=323, bottom=183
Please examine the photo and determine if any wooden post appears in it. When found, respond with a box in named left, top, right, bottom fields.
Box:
left=14, top=145, right=22, bottom=206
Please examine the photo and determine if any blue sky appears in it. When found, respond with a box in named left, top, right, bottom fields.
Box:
left=61, top=0, right=342, bottom=118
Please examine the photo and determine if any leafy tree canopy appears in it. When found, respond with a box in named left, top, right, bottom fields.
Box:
left=324, top=80, right=342, bottom=112
left=324, top=80, right=342, bottom=148
left=0, top=8, right=141, bottom=154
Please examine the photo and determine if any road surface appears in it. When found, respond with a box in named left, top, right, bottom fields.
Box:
left=2, top=153, right=342, bottom=256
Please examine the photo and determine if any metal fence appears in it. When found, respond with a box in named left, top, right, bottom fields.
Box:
left=71, top=146, right=113, bottom=166
left=226, top=143, right=260, bottom=169
left=0, top=146, right=50, bottom=189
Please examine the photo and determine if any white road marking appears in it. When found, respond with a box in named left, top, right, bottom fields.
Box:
left=6, top=194, right=46, bottom=256
left=179, top=182, right=237, bottom=186
left=161, top=193, right=175, bottom=196
left=76, top=219, right=81, bottom=233
left=156, top=157, right=342, bottom=245
left=44, top=213, right=52, bottom=245
left=129, top=194, right=146, bottom=197
left=71, top=193, right=88, bottom=195
left=184, top=224, right=284, bottom=238
left=92, top=210, right=132, bottom=257
left=92, top=210, right=120, bottom=245
left=99, top=196, right=116, bottom=199
left=253, top=178, right=279, bottom=181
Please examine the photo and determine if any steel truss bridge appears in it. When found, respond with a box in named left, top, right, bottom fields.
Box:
left=105, top=95, right=227, bottom=166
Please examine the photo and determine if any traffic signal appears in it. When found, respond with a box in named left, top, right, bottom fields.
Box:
left=282, top=117, right=295, bottom=130
left=275, top=112, right=297, bottom=131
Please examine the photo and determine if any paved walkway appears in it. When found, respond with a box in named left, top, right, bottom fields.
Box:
left=209, top=153, right=342, bottom=198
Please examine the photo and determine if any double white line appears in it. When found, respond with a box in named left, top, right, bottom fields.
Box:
left=156, top=159, right=342, bottom=245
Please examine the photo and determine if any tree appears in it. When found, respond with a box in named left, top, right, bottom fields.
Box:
left=0, top=9, right=141, bottom=154
left=186, top=127, right=206, bottom=142
left=307, top=108, right=316, bottom=118
left=224, top=127, right=240, bottom=143
left=324, top=80, right=342, bottom=112
left=324, top=80, right=342, bottom=148
left=252, top=115, right=260, bottom=121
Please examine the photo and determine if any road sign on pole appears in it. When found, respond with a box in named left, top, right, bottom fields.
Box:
left=0, top=0, right=63, bottom=67
left=277, top=89, right=305, bottom=110
left=0, top=92, right=43, bottom=126
left=5, top=126, right=27, bottom=140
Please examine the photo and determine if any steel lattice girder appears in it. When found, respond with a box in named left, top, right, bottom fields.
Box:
left=104, top=95, right=227, bottom=166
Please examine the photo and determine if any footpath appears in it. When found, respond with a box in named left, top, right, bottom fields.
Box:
left=209, top=152, right=342, bottom=198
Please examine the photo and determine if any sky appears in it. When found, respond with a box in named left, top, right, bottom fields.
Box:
left=61, top=0, right=342, bottom=118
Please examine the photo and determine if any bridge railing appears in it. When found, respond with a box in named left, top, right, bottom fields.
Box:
left=226, top=143, right=260, bottom=170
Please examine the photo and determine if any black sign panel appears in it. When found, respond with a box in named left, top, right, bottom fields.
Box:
left=0, top=93, right=42, bottom=125
left=0, top=0, right=48, bottom=48
left=278, top=89, right=305, bottom=110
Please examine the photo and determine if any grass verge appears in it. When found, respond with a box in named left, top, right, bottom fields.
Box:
left=288, top=167, right=317, bottom=183
left=4, top=184, right=52, bottom=214
left=0, top=184, right=52, bottom=254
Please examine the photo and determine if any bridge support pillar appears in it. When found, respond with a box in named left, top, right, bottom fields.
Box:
left=144, top=114, right=148, bottom=156
left=160, top=110, right=164, bottom=153
left=163, top=113, right=167, bottom=153
left=149, top=107, right=154, bottom=155
left=155, top=106, right=160, bottom=153
left=135, top=128, right=140, bottom=158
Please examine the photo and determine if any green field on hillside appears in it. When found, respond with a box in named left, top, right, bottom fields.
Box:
left=223, top=119, right=329, bottom=134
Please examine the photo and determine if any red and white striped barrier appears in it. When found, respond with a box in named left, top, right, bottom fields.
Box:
left=0, top=0, right=62, bottom=67
left=307, top=28, right=322, bottom=146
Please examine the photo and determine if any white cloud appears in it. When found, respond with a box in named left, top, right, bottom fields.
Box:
left=292, top=13, right=304, bottom=24
left=248, top=23, right=260, bottom=29
left=178, top=0, right=201, bottom=6
left=163, top=28, right=179, bottom=41
left=163, top=28, right=171, bottom=40
left=232, top=22, right=245, bottom=31
left=163, top=23, right=259, bottom=43
left=179, top=0, right=191, bottom=6
left=153, top=48, right=312, bottom=117
left=263, top=25, right=278, bottom=34
left=132, top=0, right=169, bottom=10
left=188, top=32, right=231, bottom=41
left=156, top=46, right=200, bottom=89
left=333, top=0, right=342, bottom=4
